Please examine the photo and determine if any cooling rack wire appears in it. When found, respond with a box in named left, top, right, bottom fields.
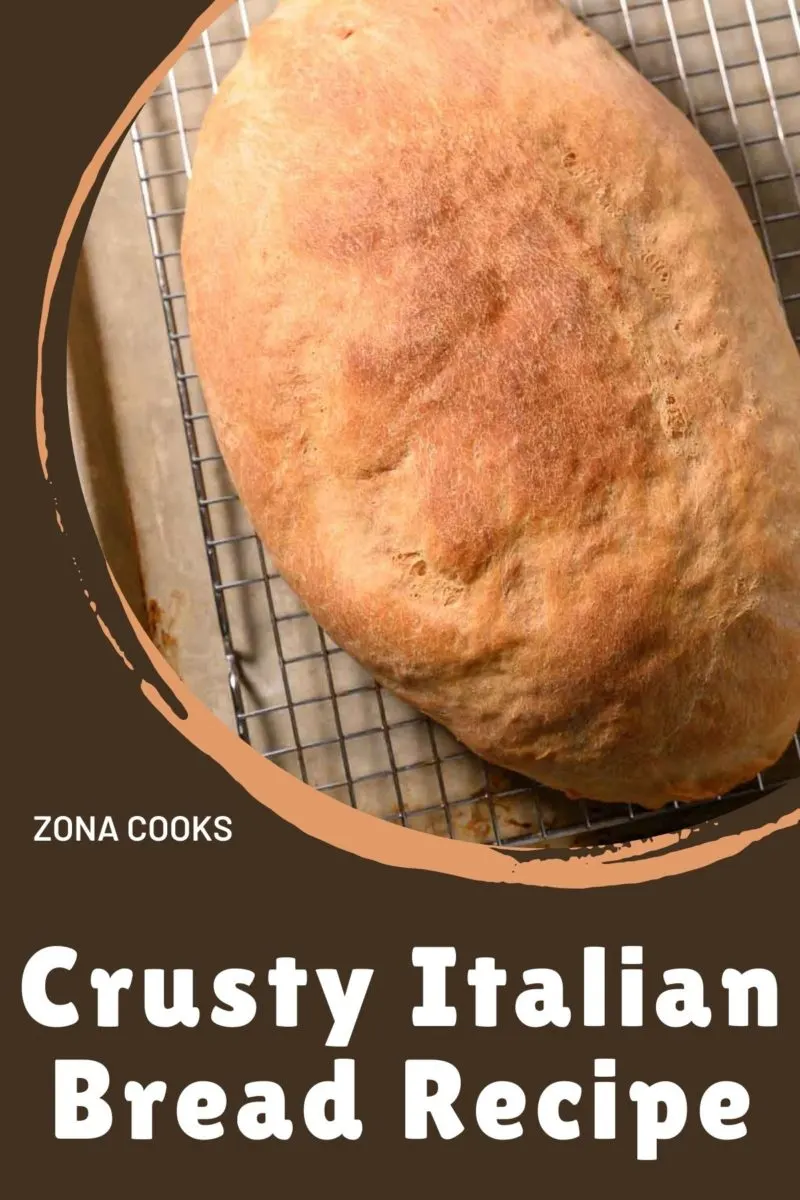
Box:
left=129, top=0, right=800, bottom=848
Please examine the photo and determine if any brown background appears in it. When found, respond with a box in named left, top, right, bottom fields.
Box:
left=5, top=0, right=800, bottom=1194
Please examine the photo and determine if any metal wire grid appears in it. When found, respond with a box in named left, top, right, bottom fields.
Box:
left=129, top=0, right=800, bottom=848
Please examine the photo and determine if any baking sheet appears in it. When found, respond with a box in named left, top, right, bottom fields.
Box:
left=68, top=0, right=800, bottom=846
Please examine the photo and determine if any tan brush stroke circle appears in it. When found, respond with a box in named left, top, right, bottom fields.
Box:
left=37, top=0, right=800, bottom=889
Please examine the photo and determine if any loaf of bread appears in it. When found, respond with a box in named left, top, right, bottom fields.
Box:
left=182, top=0, right=800, bottom=808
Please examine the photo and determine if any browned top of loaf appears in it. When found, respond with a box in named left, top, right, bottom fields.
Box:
left=182, top=0, right=800, bottom=807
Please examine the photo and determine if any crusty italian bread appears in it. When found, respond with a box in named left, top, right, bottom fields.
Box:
left=182, top=0, right=800, bottom=808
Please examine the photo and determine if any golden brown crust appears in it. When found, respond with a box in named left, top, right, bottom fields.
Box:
left=182, top=0, right=800, bottom=808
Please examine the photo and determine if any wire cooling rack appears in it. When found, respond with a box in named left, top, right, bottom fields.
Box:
left=130, top=0, right=800, bottom=848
